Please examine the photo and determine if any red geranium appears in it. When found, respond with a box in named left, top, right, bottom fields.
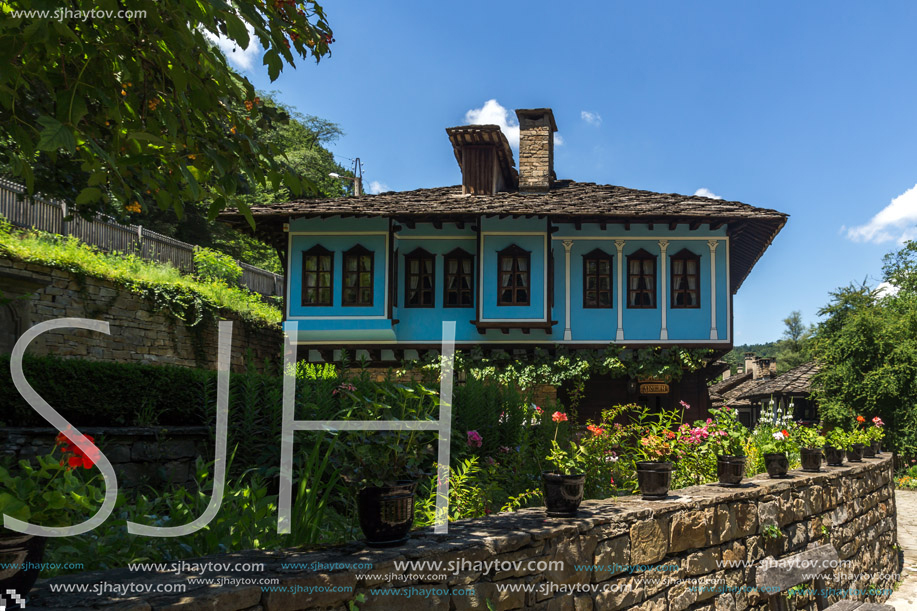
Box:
left=55, top=428, right=99, bottom=470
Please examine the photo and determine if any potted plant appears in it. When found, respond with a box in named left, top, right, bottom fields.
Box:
left=794, top=424, right=825, bottom=472
left=634, top=429, right=679, bottom=499
left=542, top=411, right=586, bottom=517
left=867, top=416, right=885, bottom=456
left=847, top=419, right=868, bottom=463
left=0, top=430, right=103, bottom=598
left=341, top=383, right=436, bottom=547
left=759, top=427, right=793, bottom=478
left=707, top=406, right=748, bottom=486
left=824, top=428, right=849, bottom=466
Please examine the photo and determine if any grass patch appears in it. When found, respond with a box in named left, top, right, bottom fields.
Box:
left=0, top=216, right=280, bottom=327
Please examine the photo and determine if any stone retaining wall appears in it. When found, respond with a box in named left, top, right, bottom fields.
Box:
left=0, top=426, right=210, bottom=489
left=27, top=456, right=898, bottom=611
left=0, top=255, right=281, bottom=372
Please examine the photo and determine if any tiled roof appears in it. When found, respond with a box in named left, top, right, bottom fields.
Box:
left=739, top=362, right=819, bottom=400
left=708, top=371, right=756, bottom=408
left=220, top=180, right=787, bottom=293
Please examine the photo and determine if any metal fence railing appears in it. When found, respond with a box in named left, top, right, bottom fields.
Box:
left=0, top=177, right=284, bottom=298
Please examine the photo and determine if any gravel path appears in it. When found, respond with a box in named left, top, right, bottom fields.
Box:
left=886, top=489, right=917, bottom=609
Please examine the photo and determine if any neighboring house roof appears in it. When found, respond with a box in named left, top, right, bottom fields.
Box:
left=708, top=371, right=756, bottom=408
left=220, top=181, right=787, bottom=292
left=739, top=361, right=819, bottom=401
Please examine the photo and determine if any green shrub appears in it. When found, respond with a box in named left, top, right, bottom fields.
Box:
left=193, top=247, right=243, bottom=284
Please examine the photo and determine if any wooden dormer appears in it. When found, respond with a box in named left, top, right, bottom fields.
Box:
left=445, top=124, right=518, bottom=195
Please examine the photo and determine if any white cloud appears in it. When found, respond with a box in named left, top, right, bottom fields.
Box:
left=875, top=281, right=900, bottom=298
left=368, top=180, right=390, bottom=195
left=204, top=26, right=261, bottom=71
left=694, top=188, right=723, bottom=200
left=464, top=100, right=563, bottom=149
left=581, top=110, right=602, bottom=126
left=846, top=184, right=917, bottom=244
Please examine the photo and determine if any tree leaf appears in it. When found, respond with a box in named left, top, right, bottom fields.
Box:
left=36, top=116, right=76, bottom=153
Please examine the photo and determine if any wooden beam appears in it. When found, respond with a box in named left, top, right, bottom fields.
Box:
left=404, top=220, right=416, bottom=229
left=669, top=222, right=678, bottom=230
left=710, top=221, right=726, bottom=231
left=647, top=223, right=654, bottom=230
left=599, top=222, right=607, bottom=230
left=432, top=220, right=443, bottom=230
left=574, top=220, right=582, bottom=231
left=689, top=221, right=703, bottom=230
left=456, top=221, right=465, bottom=229
left=624, top=221, right=631, bottom=231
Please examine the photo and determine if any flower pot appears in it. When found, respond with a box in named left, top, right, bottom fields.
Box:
left=764, top=453, right=789, bottom=478
left=800, top=448, right=823, bottom=472
left=824, top=446, right=845, bottom=466
left=863, top=443, right=876, bottom=458
left=0, top=529, right=47, bottom=599
left=716, top=455, right=746, bottom=486
left=847, top=444, right=865, bottom=463
left=542, top=472, right=586, bottom=517
left=636, top=461, right=674, bottom=500
left=357, top=481, right=416, bottom=547
left=872, top=440, right=882, bottom=456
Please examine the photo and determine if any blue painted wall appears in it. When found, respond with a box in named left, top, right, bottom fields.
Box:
left=285, top=216, right=731, bottom=346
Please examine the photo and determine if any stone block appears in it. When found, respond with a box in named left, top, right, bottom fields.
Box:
left=630, top=519, right=667, bottom=565
left=592, top=535, right=629, bottom=582
left=669, top=509, right=710, bottom=553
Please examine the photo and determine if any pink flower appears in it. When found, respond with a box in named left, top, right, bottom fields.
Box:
left=873, top=416, right=885, bottom=427
left=680, top=400, right=691, bottom=410
left=534, top=405, right=543, bottom=414
left=587, top=424, right=605, bottom=436
left=552, top=411, right=568, bottom=423
left=499, top=446, right=511, bottom=453
left=706, top=418, right=713, bottom=424
left=466, top=430, right=483, bottom=448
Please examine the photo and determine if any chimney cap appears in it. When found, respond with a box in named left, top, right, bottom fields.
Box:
left=515, top=108, right=557, bottom=132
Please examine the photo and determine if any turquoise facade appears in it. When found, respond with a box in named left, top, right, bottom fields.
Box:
left=284, top=215, right=731, bottom=348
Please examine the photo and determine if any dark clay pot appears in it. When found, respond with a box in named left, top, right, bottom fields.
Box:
left=716, top=455, right=746, bottom=486
left=542, top=473, right=586, bottom=517
left=800, top=448, right=823, bottom=472
left=0, top=529, right=47, bottom=599
left=764, top=452, right=789, bottom=478
left=357, top=481, right=416, bottom=547
left=636, top=461, right=674, bottom=500
left=824, top=446, right=845, bottom=466
left=863, top=443, right=876, bottom=458
left=871, top=440, right=883, bottom=456
left=847, top=444, right=865, bottom=463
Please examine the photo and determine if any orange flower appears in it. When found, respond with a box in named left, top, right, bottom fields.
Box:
left=856, top=415, right=866, bottom=423
left=552, top=411, right=568, bottom=423
left=781, top=429, right=790, bottom=438
left=125, top=201, right=141, bottom=213
left=56, top=428, right=99, bottom=470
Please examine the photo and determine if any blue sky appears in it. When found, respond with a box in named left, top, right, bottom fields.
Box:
left=223, top=1, right=917, bottom=344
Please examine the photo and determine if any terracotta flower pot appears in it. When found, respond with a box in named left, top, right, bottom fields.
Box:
left=0, top=529, right=47, bottom=599
left=847, top=444, right=865, bottom=463
left=800, top=448, right=823, bottom=472
left=824, top=446, right=845, bottom=466
left=764, top=452, right=789, bottom=478
left=716, top=455, right=746, bottom=486
left=357, top=481, right=416, bottom=547
left=636, top=461, right=673, bottom=500
left=542, top=472, right=586, bottom=517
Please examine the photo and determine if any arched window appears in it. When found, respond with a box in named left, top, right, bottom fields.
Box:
left=670, top=248, right=700, bottom=308
left=444, top=248, right=474, bottom=308
left=342, top=245, right=374, bottom=306
left=497, top=244, right=530, bottom=306
left=627, top=248, right=656, bottom=308
left=582, top=248, right=613, bottom=309
left=302, top=244, right=333, bottom=306
left=404, top=247, right=436, bottom=308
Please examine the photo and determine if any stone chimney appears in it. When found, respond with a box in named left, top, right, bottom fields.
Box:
left=744, top=352, right=756, bottom=378
left=755, top=357, right=776, bottom=379
left=515, top=108, right=557, bottom=191
left=722, top=369, right=732, bottom=381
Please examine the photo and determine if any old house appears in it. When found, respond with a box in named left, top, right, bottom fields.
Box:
left=221, top=108, right=787, bottom=421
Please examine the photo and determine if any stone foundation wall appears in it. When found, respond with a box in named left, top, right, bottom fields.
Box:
left=0, top=426, right=210, bottom=489
left=0, top=256, right=282, bottom=373
left=29, top=456, right=898, bottom=610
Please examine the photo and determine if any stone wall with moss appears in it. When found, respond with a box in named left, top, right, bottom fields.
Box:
left=0, top=256, right=281, bottom=372
left=28, top=456, right=898, bottom=610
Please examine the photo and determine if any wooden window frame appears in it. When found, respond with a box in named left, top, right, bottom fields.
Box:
left=670, top=248, right=701, bottom=309
left=582, top=248, right=613, bottom=309
left=404, top=247, right=436, bottom=308
left=626, top=248, right=656, bottom=309
left=342, top=245, right=374, bottom=307
left=497, top=244, right=531, bottom=307
left=443, top=247, right=474, bottom=308
left=301, top=244, right=333, bottom=307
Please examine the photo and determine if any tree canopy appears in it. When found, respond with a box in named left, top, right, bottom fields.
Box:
left=0, top=0, right=333, bottom=226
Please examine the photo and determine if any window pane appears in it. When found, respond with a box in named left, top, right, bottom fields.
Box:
left=599, top=293, right=611, bottom=307
left=305, top=257, right=317, bottom=271
left=599, top=277, right=610, bottom=290
left=501, top=257, right=513, bottom=271
left=687, top=260, right=697, bottom=274
left=587, top=260, right=596, bottom=273
left=517, top=258, right=527, bottom=272
left=501, top=289, right=513, bottom=302
left=599, top=260, right=610, bottom=274
left=517, top=289, right=527, bottom=302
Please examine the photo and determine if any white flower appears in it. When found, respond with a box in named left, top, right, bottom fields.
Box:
left=772, top=431, right=785, bottom=441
